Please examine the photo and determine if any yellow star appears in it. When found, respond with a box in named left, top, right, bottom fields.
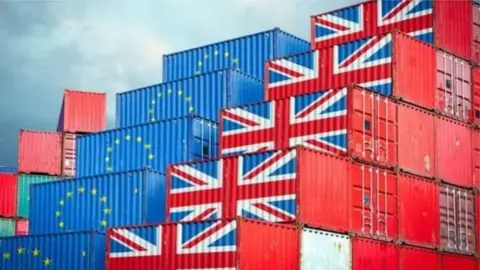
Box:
left=148, top=154, right=154, bottom=160
left=66, top=191, right=73, bottom=198
left=100, top=196, right=107, bottom=203
left=44, top=257, right=52, bottom=266
left=17, top=247, right=25, bottom=254
left=204, top=54, right=209, bottom=59
left=136, top=137, right=142, bottom=143
left=214, top=49, right=219, bottom=55
left=78, top=187, right=85, bottom=193
left=100, top=220, right=108, bottom=227
left=148, top=109, right=154, bottom=114
left=125, top=135, right=131, bottom=141
left=58, top=200, right=64, bottom=206
left=105, top=157, right=110, bottom=163
left=133, top=188, right=139, bottom=193
left=178, top=89, right=183, bottom=95
left=168, top=89, right=172, bottom=94
left=157, top=92, right=163, bottom=97
left=104, top=208, right=112, bottom=215
left=91, top=188, right=97, bottom=195
left=33, top=249, right=40, bottom=256
left=82, top=251, right=87, bottom=257
left=151, top=118, right=156, bottom=122
left=58, top=221, right=65, bottom=228
left=106, top=147, right=113, bottom=152
left=189, top=106, right=195, bottom=112
left=106, top=167, right=113, bottom=172
left=3, top=252, right=10, bottom=260
left=144, top=144, right=151, bottom=150
left=224, top=51, right=230, bottom=57
left=198, top=61, right=203, bottom=66
left=55, top=211, right=62, bottom=217
left=232, top=57, right=239, bottom=64
left=115, top=139, right=120, bottom=145
left=194, top=71, right=201, bottom=75
left=152, top=100, right=156, bottom=104
left=185, top=96, right=192, bottom=102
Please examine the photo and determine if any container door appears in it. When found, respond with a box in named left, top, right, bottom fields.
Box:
left=348, top=88, right=375, bottom=164
left=473, top=68, right=480, bottom=126
left=456, top=189, right=476, bottom=254
left=62, top=133, right=76, bottom=177
left=301, top=228, right=351, bottom=270
left=440, top=185, right=460, bottom=252
left=374, top=91, right=397, bottom=166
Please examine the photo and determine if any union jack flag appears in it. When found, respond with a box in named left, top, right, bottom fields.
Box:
left=313, top=0, right=433, bottom=47
left=267, top=33, right=393, bottom=100
left=168, top=149, right=297, bottom=223
left=221, top=88, right=348, bottom=157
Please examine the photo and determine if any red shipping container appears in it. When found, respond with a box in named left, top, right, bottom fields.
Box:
left=18, top=130, right=62, bottom=176
left=61, top=133, right=76, bottom=177
left=266, top=31, right=436, bottom=109
left=473, top=129, right=480, bottom=190
left=441, top=253, right=477, bottom=270
left=435, top=116, right=472, bottom=187
left=106, top=218, right=300, bottom=270
left=399, top=245, right=440, bottom=270
left=0, top=173, right=17, bottom=218
left=311, top=0, right=472, bottom=62
left=167, top=147, right=398, bottom=240
left=221, top=85, right=435, bottom=177
left=57, top=89, right=106, bottom=133
left=15, top=219, right=28, bottom=235
left=439, top=184, right=476, bottom=255
left=397, top=173, right=439, bottom=248
left=352, top=237, right=398, bottom=270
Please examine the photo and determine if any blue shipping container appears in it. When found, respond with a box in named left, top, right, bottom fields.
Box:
left=0, top=166, right=17, bottom=173
left=117, top=69, right=263, bottom=127
left=29, top=168, right=165, bottom=235
left=76, top=115, right=218, bottom=178
left=162, top=28, right=310, bottom=81
left=0, top=231, right=105, bottom=269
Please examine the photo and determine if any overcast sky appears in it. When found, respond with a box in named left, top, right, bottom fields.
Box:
left=0, top=0, right=356, bottom=167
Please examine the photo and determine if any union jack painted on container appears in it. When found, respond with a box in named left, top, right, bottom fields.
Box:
left=167, top=150, right=297, bottom=223
left=311, top=0, right=472, bottom=62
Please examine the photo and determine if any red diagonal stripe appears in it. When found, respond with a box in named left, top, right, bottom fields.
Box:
left=183, top=221, right=227, bottom=249
left=303, top=138, right=344, bottom=154
left=269, top=62, right=305, bottom=78
left=253, top=203, right=293, bottom=221
left=295, top=88, right=343, bottom=119
left=315, top=16, right=350, bottom=31
left=221, top=128, right=276, bottom=148
left=111, top=230, right=148, bottom=252
left=289, top=116, right=348, bottom=139
left=171, top=166, right=209, bottom=186
left=339, top=36, right=381, bottom=68
left=192, top=208, right=217, bottom=222
left=382, top=0, right=413, bottom=21
left=243, top=151, right=289, bottom=181
left=222, top=110, right=261, bottom=127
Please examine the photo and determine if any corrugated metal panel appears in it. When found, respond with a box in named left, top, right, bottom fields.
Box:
left=397, top=103, right=435, bottom=178
left=0, top=218, right=16, bottom=237
left=57, top=89, right=106, bottom=133
left=397, top=173, right=439, bottom=248
left=0, top=173, right=17, bottom=217
left=435, top=116, right=472, bottom=187
left=311, top=0, right=472, bottom=61
left=76, top=115, right=218, bottom=178
left=352, top=237, right=399, bottom=270
left=441, top=253, right=477, bottom=270
left=16, top=219, right=28, bottom=235
left=436, top=50, right=472, bottom=122
left=106, top=218, right=299, bottom=269
left=0, top=231, right=105, bottom=269
left=17, top=174, right=57, bottom=218
left=116, top=69, right=263, bottom=127
left=472, top=3, right=480, bottom=64
left=29, top=168, right=165, bottom=235
left=399, top=246, right=439, bottom=270
left=439, top=184, right=477, bottom=255
left=473, top=129, right=480, bottom=190
left=62, top=133, right=76, bottom=177
left=162, top=28, right=309, bottom=81
left=300, top=228, right=351, bottom=270
left=0, top=166, right=16, bottom=173
left=472, top=67, right=480, bottom=126
left=266, top=32, right=437, bottom=110
left=18, top=130, right=62, bottom=175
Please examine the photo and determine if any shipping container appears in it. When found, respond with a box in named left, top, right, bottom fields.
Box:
left=57, top=89, right=106, bottom=133
left=0, top=173, right=17, bottom=217
left=76, top=115, right=218, bottom=178
left=0, top=166, right=16, bottom=173
left=352, top=237, right=399, bottom=269
left=18, top=130, right=62, bottom=175
left=441, top=252, right=477, bottom=270
left=167, top=147, right=398, bottom=240
left=0, top=218, right=16, bottom=237
left=397, top=173, right=439, bottom=248
left=473, top=129, right=480, bottom=190
left=107, top=218, right=353, bottom=270
left=61, top=133, right=76, bottom=177
left=16, top=219, right=28, bottom=235
left=29, top=168, right=165, bottom=235
left=116, top=69, right=263, bottom=127
left=0, top=231, right=105, bottom=269
left=162, top=28, right=310, bottom=81
left=17, top=174, right=57, bottom=218
left=473, top=67, right=480, bottom=126
left=439, top=184, right=476, bottom=255
left=435, top=116, right=472, bottom=187
left=399, top=245, right=440, bottom=270
left=311, top=0, right=473, bottom=61
left=221, top=85, right=435, bottom=176
left=267, top=31, right=437, bottom=110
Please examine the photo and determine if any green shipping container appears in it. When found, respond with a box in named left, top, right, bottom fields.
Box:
left=17, top=174, right=57, bottom=218
left=0, top=218, right=16, bottom=237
